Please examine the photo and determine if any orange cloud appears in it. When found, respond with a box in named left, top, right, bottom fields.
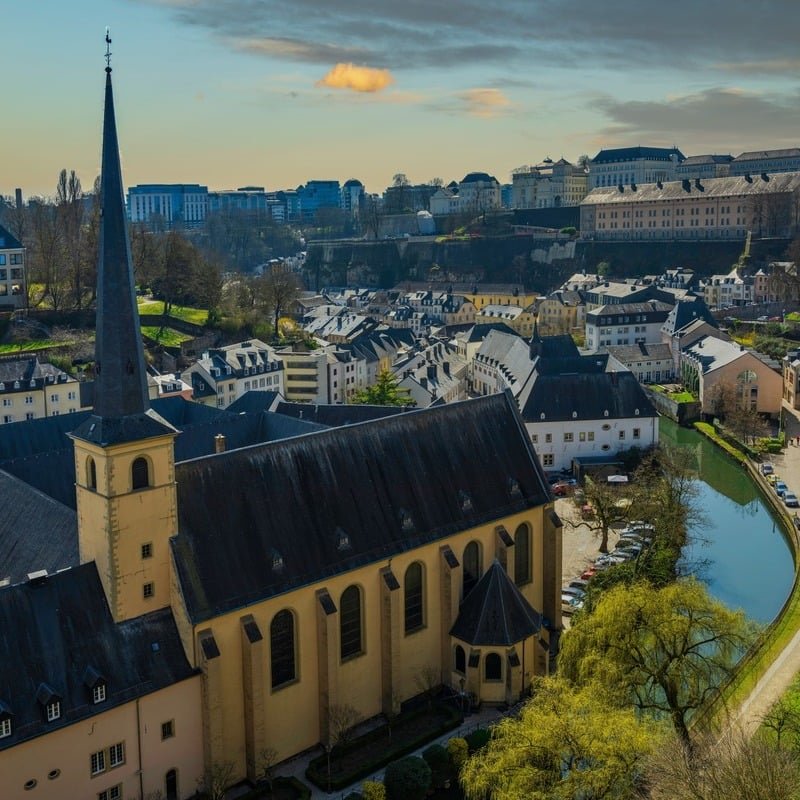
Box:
left=316, top=63, right=394, bottom=93
left=459, top=87, right=512, bottom=118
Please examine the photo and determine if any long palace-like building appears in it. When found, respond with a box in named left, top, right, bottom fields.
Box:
left=580, top=171, right=800, bottom=241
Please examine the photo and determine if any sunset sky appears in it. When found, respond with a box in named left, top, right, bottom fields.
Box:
left=4, top=0, right=800, bottom=198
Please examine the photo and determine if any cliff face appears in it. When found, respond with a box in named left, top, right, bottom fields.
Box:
left=303, top=236, right=792, bottom=292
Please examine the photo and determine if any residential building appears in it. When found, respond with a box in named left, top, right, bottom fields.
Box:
left=394, top=341, right=467, bottom=407
left=475, top=303, right=537, bottom=338
left=561, top=272, right=600, bottom=292
left=605, top=342, right=675, bottom=383
left=0, top=357, right=87, bottom=423
left=271, top=343, right=329, bottom=403
left=127, top=184, right=208, bottom=227
left=675, top=155, right=733, bottom=180
left=783, top=349, right=800, bottom=409
left=472, top=330, right=536, bottom=396
left=585, top=301, right=672, bottom=353
left=456, top=172, right=502, bottom=214
left=395, top=283, right=536, bottom=312
left=518, top=353, right=659, bottom=472
left=588, top=146, right=685, bottom=189
left=681, top=335, right=783, bottom=416
left=511, top=158, right=588, bottom=209
left=730, top=149, right=800, bottom=176
left=536, top=290, right=586, bottom=335
left=429, top=186, right=461, bottom=216
left=580, top=172, right=800, bottom=241
left=700, top=268, right=753, bottom=309
left=383, top=183, right=438, bottom=214
left=183, top=340, right=284, bottom=409
left=0, top=224, right=25, bottom=309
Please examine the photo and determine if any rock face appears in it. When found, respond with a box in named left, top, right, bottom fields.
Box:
left=303, top=236, right=792, bottom=292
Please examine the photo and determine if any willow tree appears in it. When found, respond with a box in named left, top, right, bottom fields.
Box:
left=559, top=580, right=754, bottom=745
left=460, top=676, right=664, bottom=800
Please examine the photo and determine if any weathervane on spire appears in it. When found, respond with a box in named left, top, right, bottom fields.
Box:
left=105, top=27, right=112, bottom=73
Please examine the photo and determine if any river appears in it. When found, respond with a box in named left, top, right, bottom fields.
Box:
left=659, top=418, right=795, bottom=624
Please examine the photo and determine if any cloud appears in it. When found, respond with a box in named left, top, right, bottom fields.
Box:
left=457, top=88, right=513, bottom=118
left=316, top=63, right=394, bottom=93
left=591, top=87, right=800, bottom=148
left=138, top=0, right=800, bottom=75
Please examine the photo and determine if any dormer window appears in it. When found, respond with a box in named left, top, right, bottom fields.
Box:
left=399, top=508, right=414, bottom=533
left=13, top=381, right=19, bottom=389
left=93, top=683, right=106, bottom=704
left=271, top=549, right=285, bottom=572
left=458, top=490, right=473, bottom=513
left=0, top=701, right=12, bottom=738
left=46, top=701, right=60, bottom=722
left=335, top=527, right=351, bottom=552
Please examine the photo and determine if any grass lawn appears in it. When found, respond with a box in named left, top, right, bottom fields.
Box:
left=0, top=339, right=66, bottom=354
left=137, top=298, right=208, bottom=325
left=140, top=326, right=193, bottom=347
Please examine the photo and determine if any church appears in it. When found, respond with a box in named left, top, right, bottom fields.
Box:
left=0, top=56, right=561, bottom=800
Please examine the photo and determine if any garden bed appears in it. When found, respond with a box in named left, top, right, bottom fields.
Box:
left=306, top=703, right=463, bottom=792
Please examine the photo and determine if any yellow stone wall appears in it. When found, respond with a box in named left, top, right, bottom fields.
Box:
left=189, top=505, right=556, bottom=776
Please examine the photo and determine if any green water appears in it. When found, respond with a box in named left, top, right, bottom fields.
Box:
left=660, top=418, right=794, bottom=623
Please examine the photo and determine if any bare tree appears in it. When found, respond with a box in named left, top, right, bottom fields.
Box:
left=253, top=263, right=301, bottom=337
left=199, top=760, right=235, bottom=800
left=324, top=703, right=363, bottom=791
left=572, top=476, right=632, bottom=553
left=256, top=746, right=279, bottom=793
left=414, top=664, right=441, bottom=709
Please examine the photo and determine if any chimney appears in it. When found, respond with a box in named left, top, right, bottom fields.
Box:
left=419, top=376, right=428, bottom=389
left=427, top=364, right=437, bottom=381
left=443, top=362, right=450, bottom=376
left=15, top=188, right=23, bottom=209
left=214, top=433, right=226, bottom=454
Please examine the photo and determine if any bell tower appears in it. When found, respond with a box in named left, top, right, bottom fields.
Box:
left=70, top=35, right=178, bottom=623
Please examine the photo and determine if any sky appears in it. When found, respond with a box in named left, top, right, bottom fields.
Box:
left=3, top=0, right=800, bottom=198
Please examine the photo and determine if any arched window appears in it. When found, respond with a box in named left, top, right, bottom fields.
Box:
left=131, top=457, right=150, bottom=490
left=485, top=652, right=502, bottom=681
left=404, top=562, right=424, bottom=634
left=340, top=585, right=362, bottom=660
left=454, top=645, right=466, bottom=674
left=462, top=541, right=481, bottom=599
left=87, top=456, right=97, bottom=490
left=514, top=524, right=531, bottom=586
left=165, top=769, right=178, bottom=800
left=270, top=610, right=296, bottom=689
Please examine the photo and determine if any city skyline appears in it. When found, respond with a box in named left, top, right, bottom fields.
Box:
left=4, top=0, right=800, bottom=198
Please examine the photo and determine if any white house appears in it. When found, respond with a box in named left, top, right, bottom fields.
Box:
left=585, top=301, right=672, bottom=353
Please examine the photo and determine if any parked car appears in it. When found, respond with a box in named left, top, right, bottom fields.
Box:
left=775, top=481, right=789, bottom=498
left=552, top=482, right=574, bottom=496
left=615, top=545, right=643, bottom=559
left=767, top=473, right=780, bottom=485
left=785, top=493, right=800, bottom=508
left=761, top=463, right=775, bottom=476
left=581, top=566, right=599, bottom=580
left=567, top=579, right=590, bottom=592
left=595, top=553, right=627, bottom=567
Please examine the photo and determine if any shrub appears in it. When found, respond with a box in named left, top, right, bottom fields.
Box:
left=384, top=756, right=431, bottom=800
left=446, top=737, right=468, bottom=770
left=465, top=728, right=491, bottom=752
left=422, top=744, right=450, bottom=788
left=361, top=781, right=386, bottom=800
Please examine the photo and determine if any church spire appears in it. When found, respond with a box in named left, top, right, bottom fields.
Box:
left=73, top=34, right=175, bottom=445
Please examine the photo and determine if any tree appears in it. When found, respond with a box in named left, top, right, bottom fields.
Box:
left=256, top=746, right=278, bottom=792
left=199, top=760, right=235, bottom=800
left=154, top=230, right=199, bottom=319
left=254, top=263, right=301, bottom=337
left=325, top=703, right=362, bottom=791
left=384, top=756, right=431, bottom=800
left=577, top=154, right=591, bottom=170
left=362, top=780, right=387, bottom=800
left=646, top=728, right=800, bottom=800
left=597, top=260, right=611, bottom=277
left=559, top=579, right=754, bottom=746
left=362, top=195, right=384, bottom=240
left=414, top=664, right=440, bottom=708
left=574, top=475, right=632, bottom=553
left=460, top=676, right=663, bottom=800
left=352, top=369, right=414, bottom=407
left=762, top=696, right=800, bottom=748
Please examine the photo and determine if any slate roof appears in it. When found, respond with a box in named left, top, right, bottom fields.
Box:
left=449, top=560, right=541, bottom=646
left=530, top=334, right=579, bottom=360
left=0, top=358, right=75, bottom=392
left=0, top=224, right=23, bottom=250
left=519, top=366, right=657, bottom=423
left=462, top=322, right=518, bottom=343
left=171, top=393, right=551, bottom=623
left=591, top=146, right=685, bottom=164
left=581, top=172, right=800, bottom=205
left=605, top=342, right=674, bottom=363
left=0, top=564, right=195, bottom=751
left=734, top=148, right=800, bottom=162
left=662, top=299, right=717, bottom=337
left=225, top=391, right=282, bottom=415
left=0, top=471, right=77, bottom=584
left=679, top=154, right=733, bottom=166
left=273, top=401, right=406, bottom=426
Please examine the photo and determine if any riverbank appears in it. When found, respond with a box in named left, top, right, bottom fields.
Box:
left=685, top=409, right=800, bottom=735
